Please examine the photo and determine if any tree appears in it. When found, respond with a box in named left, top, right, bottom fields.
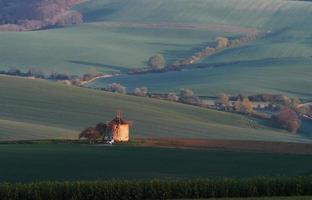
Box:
left=241, top=98, right=253, bottom=114
left=134, top=87, right=148, bottom=97
left=167, top=92, right=179, bottom=102
left=106, top=83, right=127, bottom=94
left=233, top=99, right=241, bottom=111
left=216, top=93, right=229, bottom=106
left=79, top=127, right=102, bottom=144
left=215, top=37, right=230, bottom=49
left=290, top=97, right=301, bottom=109
left=180, top=89, right=194, bottom=98
left=179, top=89, right=201, bottom=105
left=148, top=54, right=166, bottom=70
left=272, top=107, right=301, bottom=133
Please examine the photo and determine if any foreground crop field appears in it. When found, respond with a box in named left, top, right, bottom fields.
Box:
left=1, top=144, right=312, bottom=182
left=204, top=197, right=312, bottom=200
left=0, top=75, right=311, bottom=143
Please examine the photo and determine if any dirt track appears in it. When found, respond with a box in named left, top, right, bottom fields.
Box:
left=133, top=138, right=312, bottom=155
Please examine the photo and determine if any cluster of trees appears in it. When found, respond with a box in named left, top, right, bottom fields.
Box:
left=95, top=81, right=308, bottom=134
left=215, top=92, right=306, bottom=133
left=245, top=93, right=299, bottom=106
left=79, top=123, right=107, bottom=144
left=0, top=0, right=83, bottom=31
left=0, top=67, right=76, bottom=80
left=0, top=67, right=107, bottom=86
left=103, top=84, right=200, bottom=106
left=215, top=93, right=253, bottom=114
left=0, top=67, right=47, bottom=78
left=105, top=83, right=127, bottom=94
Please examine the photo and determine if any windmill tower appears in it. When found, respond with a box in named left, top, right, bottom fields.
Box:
left=106, top=110, right=130, bottom=142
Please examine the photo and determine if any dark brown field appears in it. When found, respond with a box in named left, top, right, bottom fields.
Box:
left=134, top=138, right=312, bottom=155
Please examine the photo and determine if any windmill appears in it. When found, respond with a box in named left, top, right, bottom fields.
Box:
left=105, top=110, right=133, bottom=143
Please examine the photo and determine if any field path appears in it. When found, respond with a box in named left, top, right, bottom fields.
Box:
left=79, top=74, right=116, bottom=86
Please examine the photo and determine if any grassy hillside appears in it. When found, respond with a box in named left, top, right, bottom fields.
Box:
left=0, top=0, right=311, bottom=97
left=0, top=75, right=311, bottom=143
left=1, top=144, right=312, bottom=182
left=89, top=58, right=312, bottom=98
left=0, top=25, right=234, bottom=75
left=76, top=0, right=310, bottom=30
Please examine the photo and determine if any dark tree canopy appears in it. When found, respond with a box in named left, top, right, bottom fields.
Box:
left=272, top=108, right=301, bottom=133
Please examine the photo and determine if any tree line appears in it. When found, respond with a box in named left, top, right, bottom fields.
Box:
left=102, top=83, right=309, bottom=134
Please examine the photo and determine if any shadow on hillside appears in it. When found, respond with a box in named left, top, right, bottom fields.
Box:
left=300, top=120, right=312, bottom=138
left=67, top=60, right=127, bottom=73
left=184, top=57, right=305, bottom=69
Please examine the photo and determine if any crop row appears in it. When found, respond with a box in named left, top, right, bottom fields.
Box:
left=1, top=176, right=312, bottom=200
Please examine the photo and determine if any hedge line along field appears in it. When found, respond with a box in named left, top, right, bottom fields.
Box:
left=1, top=75, right=311, bottom=143
left=2, top=176, right=312, bottom=199
left=1, top=144, right=312, bottom=182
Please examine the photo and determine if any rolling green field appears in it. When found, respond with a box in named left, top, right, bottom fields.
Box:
left=0, top=25, right=234, bottom=75
left=0, top=0, right=311, bottom=97
left=89, top=58, right=312, bottom=98
left=1, top=75, right=311, bottom=142
left=1, top=143, right=312, bottom=182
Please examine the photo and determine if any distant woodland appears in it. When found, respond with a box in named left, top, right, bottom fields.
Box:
left=0, top=0, right=83, bottom=31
